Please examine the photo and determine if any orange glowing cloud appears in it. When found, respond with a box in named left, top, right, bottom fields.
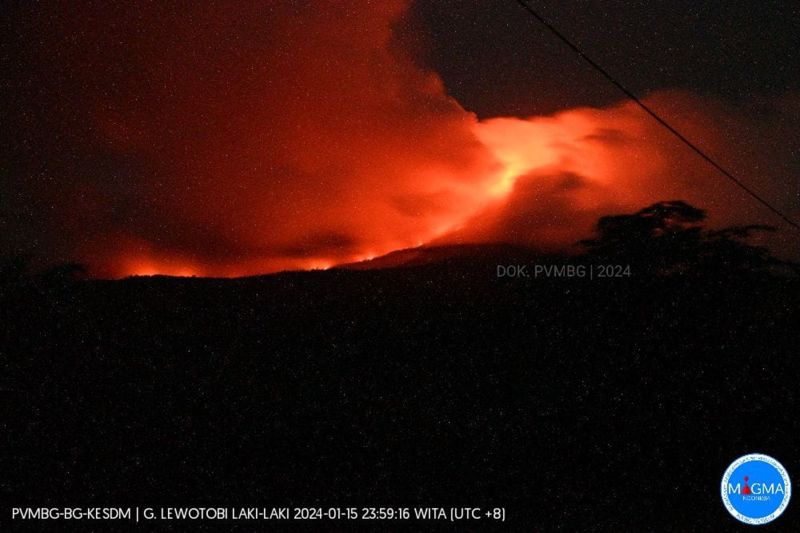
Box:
left=4, top=2, right=798, bottom=277
left=441, top=92, right=799, bottom=251
left=64, top=0, right=505, bottom=277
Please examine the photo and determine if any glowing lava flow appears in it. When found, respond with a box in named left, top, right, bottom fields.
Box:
left=7, top=1, right=795, bottom=279
left=107, top=93, right=775, bottom=278
left=476, top=117, right=564, bottom=197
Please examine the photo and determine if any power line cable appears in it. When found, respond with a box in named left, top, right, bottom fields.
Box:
left=513, top=0, right=800, bottom=231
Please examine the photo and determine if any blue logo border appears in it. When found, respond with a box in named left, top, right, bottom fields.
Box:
left=721, top=453, right=791, bottom=525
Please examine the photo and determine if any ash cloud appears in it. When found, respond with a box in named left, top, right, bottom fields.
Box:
left=442, top=92, right=800, bottom=255
left=2, top=3, right=798, bottom=276
left=2, top=1, right=497, bottom=276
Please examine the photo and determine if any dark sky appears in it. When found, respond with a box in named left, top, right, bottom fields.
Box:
left=1, top=1, right=798, bottom=276
left=405, top=0, right=800, bottom=117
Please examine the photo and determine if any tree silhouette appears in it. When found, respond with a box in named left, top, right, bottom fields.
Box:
left=581, top=200, right=783, bottom=276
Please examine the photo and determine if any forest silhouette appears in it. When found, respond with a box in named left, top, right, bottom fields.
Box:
left=2, top=201, right=798, bottom=529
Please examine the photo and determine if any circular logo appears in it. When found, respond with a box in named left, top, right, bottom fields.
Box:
left=721, top=453, right=791, bottom=525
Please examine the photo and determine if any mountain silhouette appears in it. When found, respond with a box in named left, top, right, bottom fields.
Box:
left=2, top=201, right=797, bottom=529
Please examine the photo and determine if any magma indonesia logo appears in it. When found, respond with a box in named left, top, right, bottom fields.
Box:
left=721, top=453, right=791, bottom=525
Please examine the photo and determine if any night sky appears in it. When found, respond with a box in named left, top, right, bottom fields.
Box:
left=407, top=0, right=800, bottom=116
left=2, top=0, right=799, bottom=277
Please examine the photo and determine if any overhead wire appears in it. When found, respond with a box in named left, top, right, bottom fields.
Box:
left=513, top=0, right=800, bottom=231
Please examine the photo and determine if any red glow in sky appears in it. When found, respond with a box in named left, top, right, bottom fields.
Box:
left=3, top=1, right=798, bottom=277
